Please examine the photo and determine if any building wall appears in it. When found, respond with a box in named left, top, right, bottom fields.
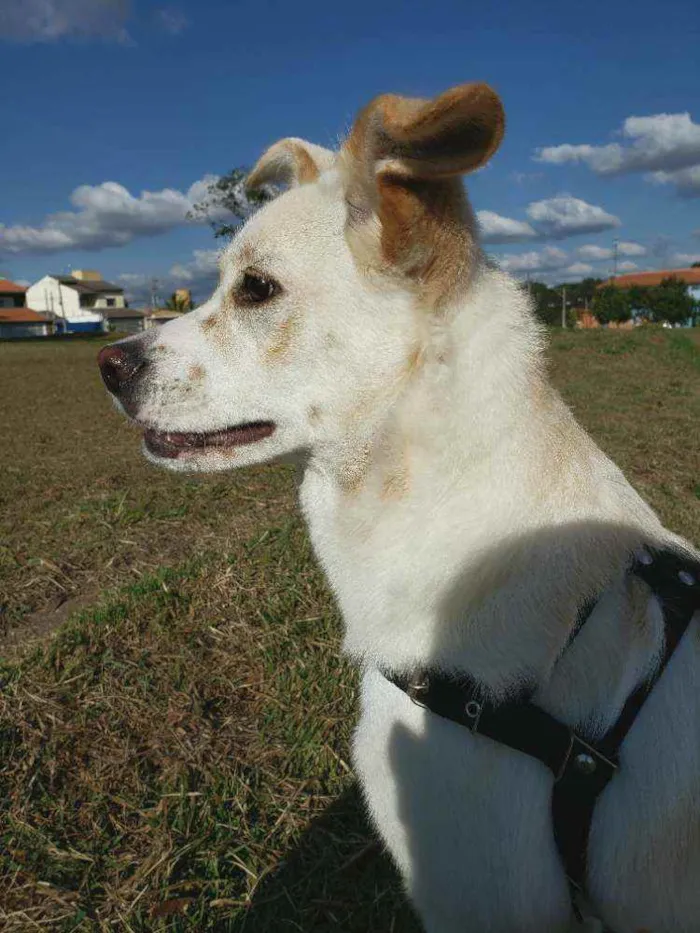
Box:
left=92, top=294, right=126, bottom=309
left=109, top=317, right=144, bottom=334
left=26, top=276, right=104, bottom=324
left=0, top=322, right=50, bottom=339
left=575, top=309, right=600, bottom=329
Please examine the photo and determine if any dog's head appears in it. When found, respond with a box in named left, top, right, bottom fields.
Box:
left=98, top=82, right=504, bottom=472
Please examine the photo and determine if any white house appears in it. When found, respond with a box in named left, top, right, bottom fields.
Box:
left=26, top=270, right=126, bottom=333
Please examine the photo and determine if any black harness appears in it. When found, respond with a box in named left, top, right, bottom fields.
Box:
left=383, top=545, right=700, bottom=920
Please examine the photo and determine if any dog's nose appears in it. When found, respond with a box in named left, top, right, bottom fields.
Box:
left=98, top=343, right=147, bottom=395
left=98, top=342, right=149, bottom=414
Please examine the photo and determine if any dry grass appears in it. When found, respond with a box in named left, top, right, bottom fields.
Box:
left=0, top=337, right=294, bottom=644
left=0, top=327, right=698, bottom=931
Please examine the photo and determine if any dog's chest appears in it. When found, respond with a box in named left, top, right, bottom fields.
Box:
left=298, top=468, right=468, bottom=666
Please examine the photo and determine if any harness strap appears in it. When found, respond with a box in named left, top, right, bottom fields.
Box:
left=383, top=545, right=700, bottom=900
left=553, top=546, right=700, bottom=887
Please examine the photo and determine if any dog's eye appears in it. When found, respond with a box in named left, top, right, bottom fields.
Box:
left=238, top=271, right=279, bottom=304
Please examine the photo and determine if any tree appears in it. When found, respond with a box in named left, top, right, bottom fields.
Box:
left=559, top=277, right=604, bottom=308
left=591, top=285, right=632, bottom=325
left=526, top=281, right=561, bottom=326
left=645, top=277, right=695, bottom=326
left=165, top=291, right=193, bottom=312
left=626, top=285, right=653, bottom=320
left=188, top=168, right=279, bottom=239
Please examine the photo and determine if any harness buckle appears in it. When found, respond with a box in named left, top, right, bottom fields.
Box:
left=555, top=733, right=618, bottom=783
left=406, top=676, right=430, bottom=708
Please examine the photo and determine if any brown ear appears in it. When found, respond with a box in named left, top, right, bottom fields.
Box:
left=246, top=138, right=335, bottom=191
left=342, top=83, right=505, bottom=304
left=347, top=83, right=504, bottom=180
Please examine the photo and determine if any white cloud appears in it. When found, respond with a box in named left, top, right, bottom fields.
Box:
left=617, top=241, right=647, bottom=257
left=667, top=252, right=700, bottom=267
left=561, top=262, right=594, bottom=277
left=535, top=113, right=700, bottom=176
left=118, top=248, right=221, bottom=305
left=575, top=241, right=646, bottom=262
left=0, top=0, right=131, bottom=42
left=497, top=246, right=569, bottom=275
left=525, top=196, right=620, bottom=238
left=649, top=165, right=700, bottom=198
left=496, top=241, right=697, bottom=285
left=169, top=248, right=221, bottom=287
left=576, top=244, right=612, bottom=262
left=155, top=7, right=188, bottom=35
left=495, top=248, right=603, bottom=284
left=476, top=210, right=537, bottom=244
left=0, top=176, right=218, bottom=255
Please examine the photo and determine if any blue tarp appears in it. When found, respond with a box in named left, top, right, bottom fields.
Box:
left=63, top=321, right=104, bottom=334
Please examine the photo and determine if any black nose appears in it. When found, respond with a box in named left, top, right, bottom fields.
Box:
left=98, top=342, right=149, bottom=411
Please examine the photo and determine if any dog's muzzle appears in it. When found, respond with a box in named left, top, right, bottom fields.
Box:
left=98, top=340, right=150, bottom=416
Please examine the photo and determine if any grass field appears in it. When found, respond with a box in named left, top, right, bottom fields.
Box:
left=1, top=328, right=699, bottom=931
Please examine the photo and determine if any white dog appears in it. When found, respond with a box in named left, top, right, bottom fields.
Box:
left=99, top=82, right=700, bottom=933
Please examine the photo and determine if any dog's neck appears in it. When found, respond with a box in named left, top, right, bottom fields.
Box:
left=298, top=263, right=663, bottom=689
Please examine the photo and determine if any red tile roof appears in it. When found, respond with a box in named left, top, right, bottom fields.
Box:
left=606, top=268, right=700, bottom=288
left=0, top=308, right=51, bottom=324
left=0, top=278, right=27, bottom=294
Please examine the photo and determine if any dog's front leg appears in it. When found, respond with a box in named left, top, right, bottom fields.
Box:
left=353, top=669, right=573, bottom=933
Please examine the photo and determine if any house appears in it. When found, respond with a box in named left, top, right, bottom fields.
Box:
left=145, top=308, right=187, bottom=327
left=606, top=319, right=635, bottom=330
left=606, top=267, right=700, bottom=300
left=0, top=278, right=53, bottom=338
left=574, top=307, right=600, bottom=329
left=0, top=277, right=28, bottom=309
left=604, top=267, right=700, bottom=326
left=103, top=307, right=147, bottom=334
left=0, top=307, right=53, bottom=339
left=26, top=270, right=125, bottom=333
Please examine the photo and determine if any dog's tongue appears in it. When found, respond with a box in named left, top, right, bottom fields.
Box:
left=144, top=422, right=275, bottom=458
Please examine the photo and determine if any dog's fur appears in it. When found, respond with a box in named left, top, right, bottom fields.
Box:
left=103, top=83, right=700, bottom=932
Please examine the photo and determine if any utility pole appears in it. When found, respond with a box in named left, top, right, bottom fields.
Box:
left=612, top=238, right=620, bottom=279
left=561, top=285, right=567, bottom=329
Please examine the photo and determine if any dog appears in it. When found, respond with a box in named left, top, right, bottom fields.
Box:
left=99, top=82, right=700, bottom=933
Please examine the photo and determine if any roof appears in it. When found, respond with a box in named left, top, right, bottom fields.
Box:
left=605, top=267, right=700, bottom=288
left=50, top=274, right=124, bottom=294
left=148, top=309, right=186, bottom=319
left=0, top=308, right=51, bottom=324
left=0, top=278, right=27, bottom=294
left=102, top=307, right=146, bottom=319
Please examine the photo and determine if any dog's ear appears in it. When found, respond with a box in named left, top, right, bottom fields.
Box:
left=247, top=138, right=335, bottom=191
left=342, top=83, right=504, bottom=305
left=346, top=83, right=504, bottom=180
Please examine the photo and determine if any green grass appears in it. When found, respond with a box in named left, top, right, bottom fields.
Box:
left=1, top=327, right=699, bottom=931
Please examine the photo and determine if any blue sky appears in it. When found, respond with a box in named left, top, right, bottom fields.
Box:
left=1, top=0, right=699, bottom=301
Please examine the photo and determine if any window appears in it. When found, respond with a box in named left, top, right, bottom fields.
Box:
left=0, top=296, right=15, bottom=308
left=106, top=298, right=116, bottom=307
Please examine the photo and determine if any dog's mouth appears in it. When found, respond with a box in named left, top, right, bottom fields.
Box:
left=143, top=421, right=276, bottom=459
